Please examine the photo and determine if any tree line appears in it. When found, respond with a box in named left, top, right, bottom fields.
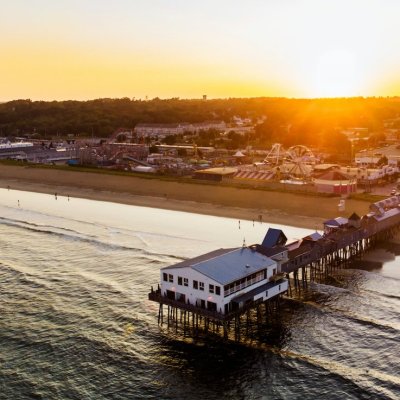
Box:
left=1, top=97, right=399, bottom=153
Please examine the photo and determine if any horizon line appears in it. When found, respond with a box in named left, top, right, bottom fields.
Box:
left=2, top=95, right=400, bottom=103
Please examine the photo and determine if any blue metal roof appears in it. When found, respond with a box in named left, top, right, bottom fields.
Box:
left=335, top=217, right=348, bottom=225
left=323, top=219, right=339, bottom=227
left=191, top=247, right=275, bottom=285
left=261, top=228, right=287, bottom=248
left=163, top=248, right=235, bottom=270
left=373, top=207, right=400, bottom=221
left=304, top=232, right=323, bottom=241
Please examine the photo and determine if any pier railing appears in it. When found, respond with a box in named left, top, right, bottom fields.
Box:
left=223, top=275, right=264, bottom=297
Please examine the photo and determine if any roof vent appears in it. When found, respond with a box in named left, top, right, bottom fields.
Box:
left=245, top=264, right=250, bottom=268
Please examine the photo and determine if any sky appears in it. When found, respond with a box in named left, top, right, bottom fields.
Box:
left=1, top=0, right=400, bottom=101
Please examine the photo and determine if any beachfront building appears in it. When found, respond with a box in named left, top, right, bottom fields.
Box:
left=193, top=167, right=237, bottom=182
left=159, top=240, right=288, bottom=315
left=313, top=170, right=357, bottom=194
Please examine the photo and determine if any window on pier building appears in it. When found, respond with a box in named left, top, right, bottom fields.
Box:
left=178, top=276, right=183, bottom=285
left=168, top=274, right=173, bottom=283
left=215, top=286, right=221, bottom=296
left=223, top=270, right=266, bottom=297
left=209, top=284, right=214, bottom=294
left=183, top=278, right=188, bottom=287
left=207, top=301, right=217, bottom=312
left=163, top=273, right=168, bottom=282
left=199, top=282, right=204, bottom=291
left=193, top=280, right=198, bottom=289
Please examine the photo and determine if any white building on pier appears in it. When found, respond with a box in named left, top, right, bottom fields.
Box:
left=159, top=229, right=289, bottom=315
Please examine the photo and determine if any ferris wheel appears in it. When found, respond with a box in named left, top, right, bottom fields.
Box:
left=283, top=145, right=315, bottom=178
left=285, top=145, right=315, bottom=164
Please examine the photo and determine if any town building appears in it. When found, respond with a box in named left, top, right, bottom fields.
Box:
left=134, top=121, right=226, bottom=138
left=193, top=167, right=237, bottom=182
left=313, top=170, right=357, bottom=194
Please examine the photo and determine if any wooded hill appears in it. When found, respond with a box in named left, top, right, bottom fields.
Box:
left=1, top=97, right=399, bottom=151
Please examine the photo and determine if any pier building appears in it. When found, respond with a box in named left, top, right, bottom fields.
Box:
left=148, top=194, right=400, bottom=339
left=158, top=244, right=288, bottom=316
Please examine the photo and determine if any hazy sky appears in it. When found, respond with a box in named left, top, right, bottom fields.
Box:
left=1, top=0, right=400, bottom=100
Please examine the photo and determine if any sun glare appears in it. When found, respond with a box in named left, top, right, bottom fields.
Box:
left=308, top=50, right=362, bottom=98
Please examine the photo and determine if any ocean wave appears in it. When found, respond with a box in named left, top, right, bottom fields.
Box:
left=0, top=216, right=185, bottom=261
left=0, top=263, right=51, bottom=290
left=1, top=204, right=208, bottom=244
left=0, top=216, right=87, bottom=236
left=284, top=297, right=400, bottom=334
left=346, top=268, right=400, bottom=282
left=278, top=349, right=400, bottom=400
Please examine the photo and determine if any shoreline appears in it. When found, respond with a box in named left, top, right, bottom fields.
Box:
left=0, top=165, right=372, bottom=230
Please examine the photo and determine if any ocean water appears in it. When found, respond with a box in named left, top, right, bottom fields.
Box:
left=0, top=189, right=399, bottom=400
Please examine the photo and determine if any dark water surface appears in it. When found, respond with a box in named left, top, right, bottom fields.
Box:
left=1, top=189, right=399, bottom=399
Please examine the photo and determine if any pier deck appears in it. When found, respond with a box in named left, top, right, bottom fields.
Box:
left=148, top=195, right=400, bottom=339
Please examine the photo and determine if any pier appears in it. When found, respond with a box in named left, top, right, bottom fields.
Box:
left=148, top=195, right=400, bottom=339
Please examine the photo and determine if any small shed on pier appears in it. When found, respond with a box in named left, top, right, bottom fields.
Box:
left=323, top=217, right=348, bottom=234
left=348, top=213, right=361, bottom=229
left=261, top=228, right=288, bottom=248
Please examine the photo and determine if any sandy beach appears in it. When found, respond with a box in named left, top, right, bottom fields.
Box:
left=0, top=165, right=373, bottom=230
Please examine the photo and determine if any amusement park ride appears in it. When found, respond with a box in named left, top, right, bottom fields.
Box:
left=263, top=143, right=317, bottom=181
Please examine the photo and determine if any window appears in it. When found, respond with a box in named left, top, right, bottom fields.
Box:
left=178, top=276, right=183, bottom=285
left=166, top=290, right=175, bottom=300
left=215, top=286, right=221, bottom=296
left=209, top=284, right=214, bottom=294
left=168, top=274, right=173, bottom=283
left=183, top=278, right=188, bottom=287
left=199, top=282, right=204, bottom=291
left=207, top=301, right=217, bottom=312
left=163, top=273, right=168, bottom=282
left=176, top=292, right=186, bottom=303
left=193, top=280, right=198, bottom=289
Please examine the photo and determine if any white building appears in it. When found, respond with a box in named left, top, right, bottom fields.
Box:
left=159, top=242, right=288, bottom=315
left=341, top=165, right=398, bottom=184
left=134, top=121, right=226, bottom=138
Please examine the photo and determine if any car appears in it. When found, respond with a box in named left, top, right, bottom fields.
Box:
left=390, top=189, right=397, bottom=195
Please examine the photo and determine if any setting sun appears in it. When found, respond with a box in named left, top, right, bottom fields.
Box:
left=308, top=50, right=361, bottom=97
